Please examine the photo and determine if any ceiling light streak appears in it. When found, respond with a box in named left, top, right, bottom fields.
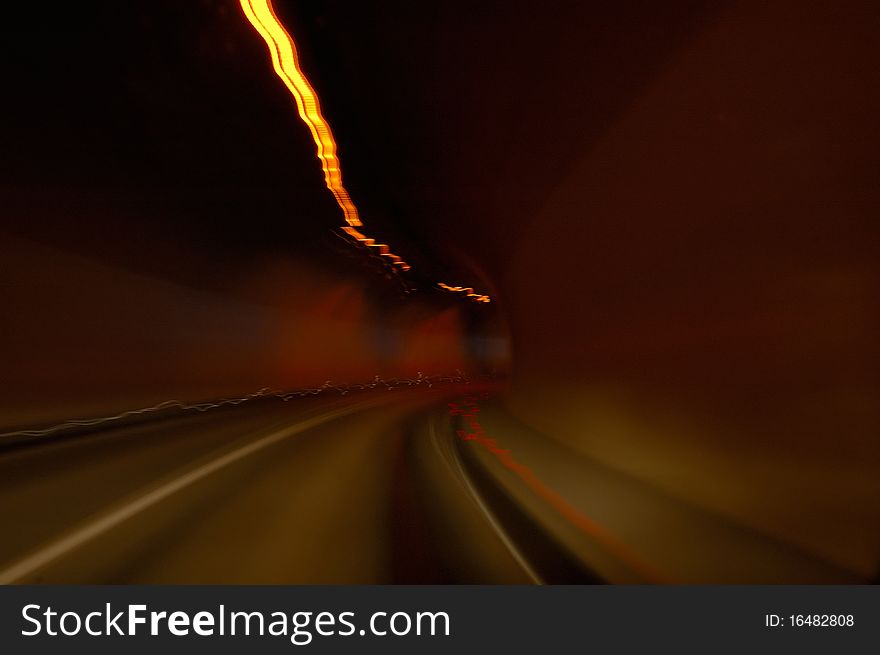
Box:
left=239, top=0, right=362, bottom=230
left=239, top=0, right=489, bottom=300
left=438, top=282, right=490, bottom=303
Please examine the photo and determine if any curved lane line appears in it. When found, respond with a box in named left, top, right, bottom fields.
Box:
left=0, top=398, right=386, bottom=584
left=428, top=416, right=544, bottom=584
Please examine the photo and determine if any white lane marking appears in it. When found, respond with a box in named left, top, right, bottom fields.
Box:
left=0, top=398, right=384, bottom=584
left=428, top=417, right=544, bottom=585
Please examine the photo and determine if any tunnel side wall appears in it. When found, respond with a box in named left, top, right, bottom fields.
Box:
left=503, top=0, right=879, bottom=577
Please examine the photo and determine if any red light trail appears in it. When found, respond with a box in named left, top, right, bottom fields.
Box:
left=449, top=395, right=670, bottom=583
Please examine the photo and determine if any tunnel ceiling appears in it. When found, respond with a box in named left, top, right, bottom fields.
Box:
left=2, top=0, right=719, bottom=300
left=268, top=0, right=720, bottom=294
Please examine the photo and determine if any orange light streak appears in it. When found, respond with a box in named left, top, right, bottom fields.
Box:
left=239, top=0, right=362, bottom=228
left=239, top=0, right=489, bottom=299
left=438, top=282, right=490, bottom=303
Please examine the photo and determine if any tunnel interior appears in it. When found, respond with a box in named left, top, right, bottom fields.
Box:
left=0, top=0, right=877, bottom=583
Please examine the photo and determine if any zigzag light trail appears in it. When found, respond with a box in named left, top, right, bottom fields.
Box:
left=0, top=372, right=476, bottom=442
left=238, top=0, right=490, bottom=302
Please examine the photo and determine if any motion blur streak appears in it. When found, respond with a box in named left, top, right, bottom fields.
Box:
left=238, top=0, right=411, bottom=273
left=0, top=372, right=470, bottom=442
left=238, top=0, right=363, bottom=230
left=238, top=0, right=490, bottom=300
left=0, top=399, right=376, bottom=584
left=438, top=283, right=491, bottom=304
left=450, top=396, right=667, bottom=582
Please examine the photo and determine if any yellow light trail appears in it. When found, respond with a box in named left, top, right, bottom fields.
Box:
left=437, top=282, right=491, bottom=304
left=239, top=0, right=359, bottom=228
left=239, top=0, right=490, bottom=301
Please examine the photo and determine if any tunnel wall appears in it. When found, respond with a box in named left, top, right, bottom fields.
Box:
left=502, top=0, right=879, bottom=577
left=0, top=234, right=471, bottom=429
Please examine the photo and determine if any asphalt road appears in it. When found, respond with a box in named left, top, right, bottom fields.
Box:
left=0, top=387, right=862, bottom=584
left=0, top=386, right=534, bottom=584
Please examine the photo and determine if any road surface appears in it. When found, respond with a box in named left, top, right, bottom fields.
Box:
left=0, top=386, right=861, bottom=584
